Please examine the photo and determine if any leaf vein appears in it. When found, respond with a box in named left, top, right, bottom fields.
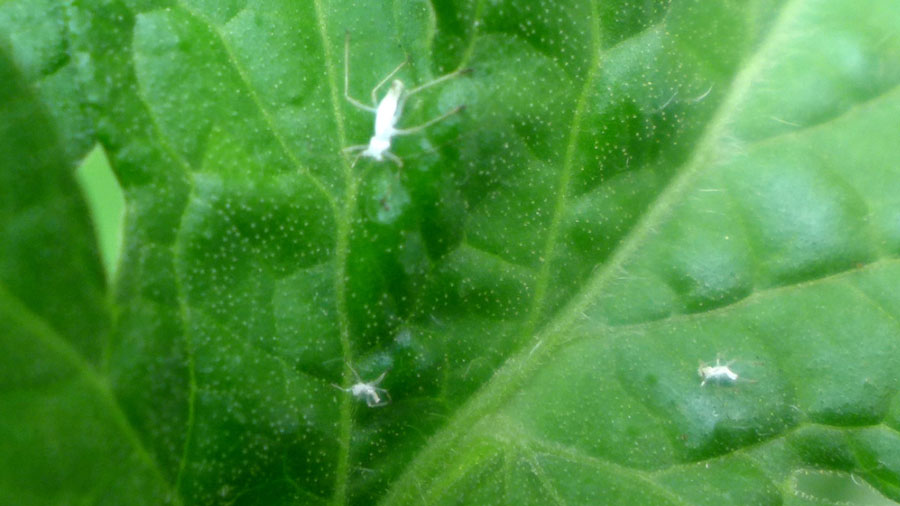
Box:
left=172, top=176, right=198, bottom=495
left=171, top=1, right=338, bottom=211
left=309, top=2, right=358, bottom=504
left=523, top=0, right=602, bottom=334
left=521, top=435, right=693, bottom=506
left=537, top=0, right=814, bottom=343
left=0, top=281, right=179, bottom=502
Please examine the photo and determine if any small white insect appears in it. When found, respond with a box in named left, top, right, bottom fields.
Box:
left=332, top=363, right=391, bottom=407
left=342, top=32, right=470, bottom=167
left=698, top=357, right=739, bottom=387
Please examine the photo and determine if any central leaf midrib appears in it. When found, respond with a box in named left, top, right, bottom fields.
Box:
left=310, top=2, right=357, bottom=506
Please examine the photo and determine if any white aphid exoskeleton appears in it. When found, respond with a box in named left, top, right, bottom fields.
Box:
left=332, top=363, right=391, bottom=407
left=342, top=32, right=470, bottom=167
left=698, top=357, right=739, bottom=387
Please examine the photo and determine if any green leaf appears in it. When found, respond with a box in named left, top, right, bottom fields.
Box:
left=0, top=6, right=169, bottom=504
left=3, top=0, right=900, bottom=504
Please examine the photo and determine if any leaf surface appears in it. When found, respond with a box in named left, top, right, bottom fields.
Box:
left=3, top=0, right=900, bottom=504
left=0, top=3, right=167, bottom=503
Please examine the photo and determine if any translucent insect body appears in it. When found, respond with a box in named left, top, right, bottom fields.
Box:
left=333, top=364, right=391, bottom=408
left=343, top=32, right=469, bottom=167
left=698, top=358, right=739, bottom=387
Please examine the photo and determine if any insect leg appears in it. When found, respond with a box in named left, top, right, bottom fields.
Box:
left=346, top=361, right=363, bottom=383
left=372, top=387, right=392, bottom=406
left=344, top=32, right=377, bottom=112
left=350, top=151, right=364, bottom=169
left=383, top=151, right=403, bottom=167
left=370, top=370, right=388, bottom=386
left=406, top=67, right=472, bottom=96
left=394, top=105, right=465, bottom=135
left=370, top=58, right=409, bottom=106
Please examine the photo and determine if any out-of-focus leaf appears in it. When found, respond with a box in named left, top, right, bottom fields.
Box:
left=0, top=20, right=169, bottom=506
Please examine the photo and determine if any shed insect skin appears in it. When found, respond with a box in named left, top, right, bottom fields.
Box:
left=332, top=363, right=392, bottom=408
left=698, top=357, right=739, bottom=387
left=342, top=32, right=470, bottom=167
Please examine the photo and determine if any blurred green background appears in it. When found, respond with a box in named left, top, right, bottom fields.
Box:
left=74, top=145, right=123, bottom=281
